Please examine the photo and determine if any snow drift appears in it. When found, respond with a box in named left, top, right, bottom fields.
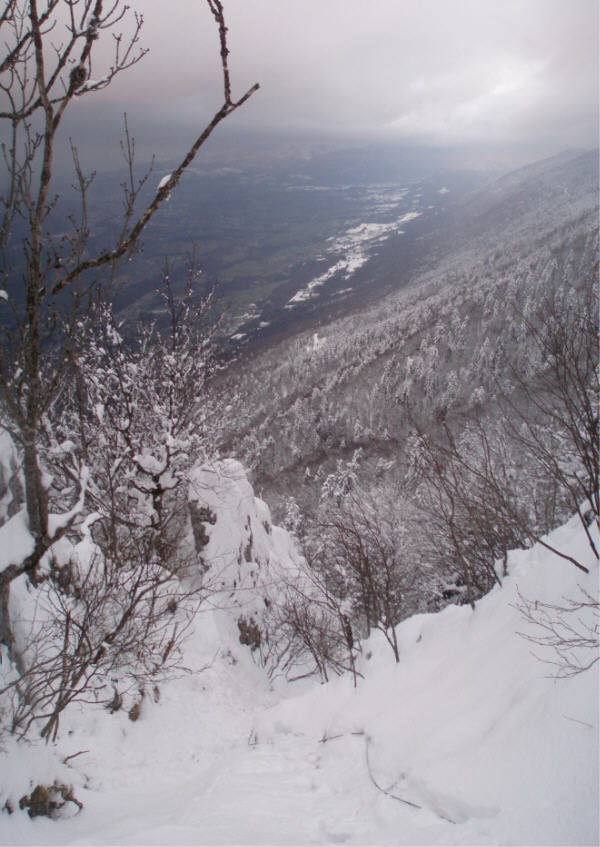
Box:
left=0, top=461, right=597, bottom=845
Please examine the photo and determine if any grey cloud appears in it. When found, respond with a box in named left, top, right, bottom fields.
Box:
left=86, top=0, right=598, bottom=153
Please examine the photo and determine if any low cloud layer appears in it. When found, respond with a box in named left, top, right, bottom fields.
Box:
left=85, top=0, right=598, bottom=157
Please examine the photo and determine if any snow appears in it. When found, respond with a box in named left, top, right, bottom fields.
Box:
left=308, top=332, right=323, bottom=352
left=287, top=211, right=421, bottom=307
left=0, top=469, right=597, bottom=845
left=0, top=510, right=33, bottom=572
left=156, top=174, right=172, bottom=202
left=132, top=451, right=165, bottom=476
left=288, top=256, right=364, bottom=305
left=48, top=466, right=89, bottom=536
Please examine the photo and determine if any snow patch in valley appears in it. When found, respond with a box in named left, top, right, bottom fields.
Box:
left=287, top=211, right=421, bottom=307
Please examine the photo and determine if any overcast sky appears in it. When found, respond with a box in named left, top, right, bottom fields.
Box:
left=74, top=0, right=598, bottom=165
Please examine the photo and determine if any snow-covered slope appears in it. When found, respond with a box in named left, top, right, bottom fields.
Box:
left=0, top=467, right=597, bottom=845
left=252, top=512, right=599, bottom=845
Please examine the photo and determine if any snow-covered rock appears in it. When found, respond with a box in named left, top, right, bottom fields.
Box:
left=187, top=459, right=305, bottom=671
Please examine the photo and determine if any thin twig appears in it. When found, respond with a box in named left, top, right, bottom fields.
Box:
left=363, top=734, right=423, bottom=811
left=62, top=749, right=89, bottom=764
left=562, top=714, right=594, bottom=729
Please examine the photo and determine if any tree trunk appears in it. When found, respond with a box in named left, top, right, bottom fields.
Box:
left=23, top=435, right=48, bottom=543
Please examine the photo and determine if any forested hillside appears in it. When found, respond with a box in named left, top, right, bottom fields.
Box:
left=221, top=150, right=597, bottom=519
left=214, top=148, right=598, bottom=625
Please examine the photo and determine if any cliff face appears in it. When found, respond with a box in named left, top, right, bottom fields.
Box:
left=187, top=458, right=306, bottom=674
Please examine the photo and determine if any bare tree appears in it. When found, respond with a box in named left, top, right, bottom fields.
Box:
left=0, top=0, right=258, bottom=641
left=4, top=544, right=202, bottom=742
left=407, top=274, right=598, bottom=606
left=515, top=587, right=599, bottom=678
left=54, top=263, right=220, bottom=571
left=267, top=557, right=361, bottom=685
left=1, top=271, right=222, bottom=741
left=502, top=276, right=599, bottom=557
left=408, top=419, right=534, bottom=606
left=409, top=411, right=592, bottom=613
left=307, top=488, right=429, bottom=662
left=0, top=1, right=258, bottom=740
